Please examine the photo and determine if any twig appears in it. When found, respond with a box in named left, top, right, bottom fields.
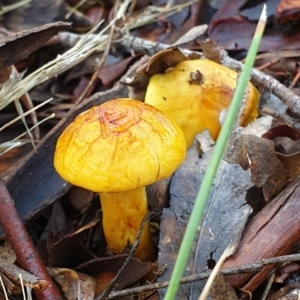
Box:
left=59, top=32, right=299, bottom=117
left=0, top=175, right=62, bottom=300
left=263, top=107, right=300, bottom=131
left=106, top=253, right=300, bottom=299
left=116, top=35, right=300, bottom=117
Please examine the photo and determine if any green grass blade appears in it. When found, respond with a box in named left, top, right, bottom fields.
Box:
left=164, top=4, right=267, bottom=300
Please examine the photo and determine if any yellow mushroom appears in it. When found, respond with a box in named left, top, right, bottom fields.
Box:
left=53, top=99, right=186, bottom=261
left=145, top=59, right=259, bottom=148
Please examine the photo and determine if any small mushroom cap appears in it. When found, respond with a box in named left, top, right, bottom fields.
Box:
left=54, top=99, right=186, bottom=192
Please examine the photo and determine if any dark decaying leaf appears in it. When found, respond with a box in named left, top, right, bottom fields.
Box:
left=259, top=124, right=300, bottom=182
left=4, top=0, right=64, bottom=31
left=146, top=177, right=172, bottom=218
left=0, top=21, right=71, bottom=71
left=266, top=282, right=300, bottom=300
left=277, top=151, right=300, bottom=181
left=241, top=0, right=281, bottom=21
left=98, top=55, right=141, bottom=87
left=226, top=134, right=289, bottom=201
left=199, top=39, right=221, bottom=64
left=75, top=255, right=155, bottom=296
left=158, top=141, right=253, bottom=299
left=210, top=273, right=238, bottom=300
left=64, top=186, right=94, bottom=213
left=48, top=268, right=95, bottom=300
left=49, top=218, right=100, bottom=268
left=39, top=202, right=100, bottom=268
left=206, top=0, right=300, bottom=51
left=223, top=177, right=300, bottom=293
left=275, top=0, right=300, bottom=23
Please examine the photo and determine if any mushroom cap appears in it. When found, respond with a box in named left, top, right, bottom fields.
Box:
left=145, top=59, right=259, bottom=147
left=54, top=99, right=186, bottom=192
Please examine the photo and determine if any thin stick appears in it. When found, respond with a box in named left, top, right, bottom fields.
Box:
left=262, top=107, right=300, bottom=131
left=116, top=37, right=300, bottom=118
left=0, top=176, right=62, bottom=300
left=107, top=253, right=300, bottom=299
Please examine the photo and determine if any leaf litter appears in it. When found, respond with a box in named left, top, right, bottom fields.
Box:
left=1, top=0, right=300, bottom=299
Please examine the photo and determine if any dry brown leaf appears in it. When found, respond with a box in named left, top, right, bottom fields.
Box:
left=277, top=151, right=300, bottom=181
left=75, top=255, right=155, bottom=296
left=199, top=39, right=221, bottom=63
left=48, top=268, right=95, bottom=300
left=210, top=273, right=238, bottom=300
left=276, top=0, right=300, bottom=23
left=227, top=134, right=289, bottom=200
left=0, top=22, right=71, bottom=71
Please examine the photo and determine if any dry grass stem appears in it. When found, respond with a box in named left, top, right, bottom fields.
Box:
left=0, top=1, right=196, bottom=155
left=0, top=1, right=195, bottom=111
left=0, top=0, right=31, bottom=15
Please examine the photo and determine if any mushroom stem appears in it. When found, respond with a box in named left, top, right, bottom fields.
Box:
left=100, top=187, right=155, bottom=261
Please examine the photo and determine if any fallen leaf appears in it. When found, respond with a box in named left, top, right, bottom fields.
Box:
left=207, top=0, right=300, bottom=51
left=0, top=241, right=16, bottom=263
left=98, top=55, right=141, bottom=87
left=48, top=268, right=95, bottom=300
left=48, top=202, right=100, bottom=267
left=210, top=273, right=238, bottom=300
left=4, top=0, right=65, bottom=31
left=199, top=39, right=221, bottom=63
left=241, top=0, right=280, bottom=21
left=277, top=151, right=300, bottom=181
left=276, top=0, right=300, bottom=23
left=0, top=21, right=71, bottom=71
left=75, top=255, right=155, bottom=296
left=226, top=134, right=289, bottom=200
left=261, top=124, right=300, bottom=182
left=172, top=24, right=207, bottom=47
left=0, top=66, right=12, bottom=84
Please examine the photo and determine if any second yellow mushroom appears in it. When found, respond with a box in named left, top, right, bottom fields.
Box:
left=145, top=59, right=260, bottom=148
